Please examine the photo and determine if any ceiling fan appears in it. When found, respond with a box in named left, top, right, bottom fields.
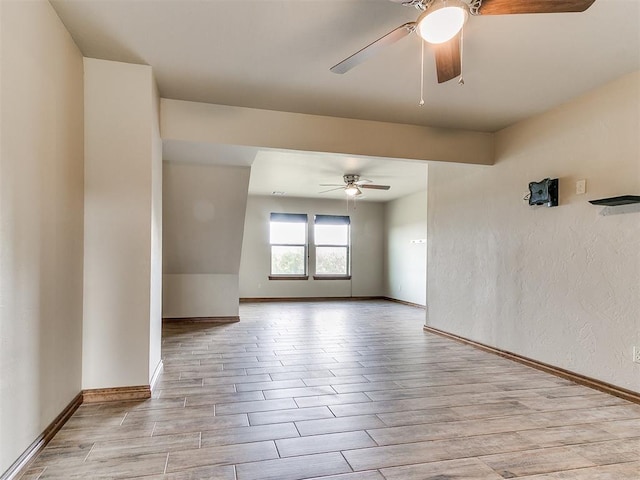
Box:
left=320, top=174, right=391, bottom=197
left=330, top=0, right=597, bottom=84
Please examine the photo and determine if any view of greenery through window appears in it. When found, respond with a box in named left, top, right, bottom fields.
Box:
left=270, top=220, right=306, bottom=275
left=315, top=247, right=348, bottom=274
left=314, top=221, right=349, bottom=276
left=269, top=214, right=350, bottom=277
left=271, top=245, right=305, bottom=275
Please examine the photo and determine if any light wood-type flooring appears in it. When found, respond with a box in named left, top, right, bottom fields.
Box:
left=22, top=300, right=640, bottom=479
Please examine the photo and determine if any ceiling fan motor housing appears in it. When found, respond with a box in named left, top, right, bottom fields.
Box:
left=343, top=174, right=360, bottom=184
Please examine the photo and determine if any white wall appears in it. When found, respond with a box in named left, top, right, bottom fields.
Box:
left=83, top=58, right=162, bottom=389
left=0, top=0, right=84, bottom=473
left=384, top=190, right=428, bottom=306
left=427, top=71, right=640, bottom=392
left=163, top=162, right=250, bottom=318
left=240, top=196, right=385, bottom=298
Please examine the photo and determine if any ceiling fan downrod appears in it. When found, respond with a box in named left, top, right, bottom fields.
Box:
left=419, top=39, right=425, bottom=106
left=458, top=25, right=465, bottom=85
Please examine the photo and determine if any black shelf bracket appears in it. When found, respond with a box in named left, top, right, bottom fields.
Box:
left=589, top=195, right=640, bottom=206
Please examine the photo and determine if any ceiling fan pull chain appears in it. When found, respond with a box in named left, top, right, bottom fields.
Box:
left=419, top=40, right=425, bottom=106
left=458, top=26, right=465, bottom=85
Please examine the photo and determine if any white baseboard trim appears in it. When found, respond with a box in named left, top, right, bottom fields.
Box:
left=150, top=360, right=164, bottom=392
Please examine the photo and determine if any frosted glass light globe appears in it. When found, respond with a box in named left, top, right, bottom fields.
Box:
left=344, top=185, right=361, bottom=196
left=417, top=4, right=468, bottom=44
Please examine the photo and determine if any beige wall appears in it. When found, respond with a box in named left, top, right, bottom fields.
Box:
left=149, top=79, right=163, bottom=380
left=163, top=162, right=250, bottom=317
left=83, top=58, right=162, bottom=389
left=163, top=274, right=240, bottom=318
left=0, top=0, right=84, bottom=473
left=384, top=190, right=428, bottom=306
left=426, top=71, right=640, bottom=392
left=240, top=196, right=385, bottom=298
left=161, top=99, right=494, bottom=165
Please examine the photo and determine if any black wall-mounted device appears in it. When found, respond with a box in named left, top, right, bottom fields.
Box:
left=528, top=178, right=558, bottom=207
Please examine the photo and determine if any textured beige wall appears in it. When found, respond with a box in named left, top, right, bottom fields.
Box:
left=163, top=274, right=240, bottom=318
left=83, top=58, right=161, bottom=389
left=163, top=163, right=251, bottom=274
left=0, top=0, right=84, bottom=473
left=426, top=72, right=640, bottom=392
left=384, top=190, right=428, bottom=306
left=239, top=196, right=385, bottom=298
left=161, top=99, right=494, bottom=165
left=162, top=162, right=250, bottom=317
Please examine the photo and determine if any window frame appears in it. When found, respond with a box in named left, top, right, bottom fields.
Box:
left=268, top=213, right=309, bottom=280
left=312, top=215, right=351, bottom=280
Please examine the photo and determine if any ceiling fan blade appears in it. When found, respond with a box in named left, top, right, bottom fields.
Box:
left=361, top=184, right=391, bottom=190
left=319, top=187, right=346, bottom=194
left=330, top=23, right=415, bottom=74
left=478, top=0, right=596, bottom=15
left=319, top=184, right=345, bottom=187
left=434, top=32, right=461, bottom=84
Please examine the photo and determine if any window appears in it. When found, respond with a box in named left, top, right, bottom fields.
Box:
left=269, top=213, right=308, bottom=278
left=314, top=215, right=350, bottom=278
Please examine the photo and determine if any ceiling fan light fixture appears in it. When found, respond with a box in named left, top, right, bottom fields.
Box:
left=417, top=0, right=468, bottom=45
left=344, top=184, right=362, bottom=197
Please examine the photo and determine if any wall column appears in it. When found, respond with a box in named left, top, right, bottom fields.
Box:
left=83, top=58, right=162, bottom=391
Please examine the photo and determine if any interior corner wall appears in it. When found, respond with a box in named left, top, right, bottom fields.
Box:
left=239, top=196, right=385, bottom=299
left=0, top=0, right=84, bottom=473
left=384, top=190, right=428, bottom=306
left=162, top=162, right=251, bottom=318
left=426, top=71, right=640, bottom=393
left=83, top=58, right=161, bottom=390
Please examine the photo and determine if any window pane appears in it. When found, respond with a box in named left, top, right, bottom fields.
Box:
left=316, top=247, right=348, bottom=275
left=270, top=222, right=306, bottom=245
left=315, top=224, right=348, bottom=245
left=271, top=246, right=306, bottom=275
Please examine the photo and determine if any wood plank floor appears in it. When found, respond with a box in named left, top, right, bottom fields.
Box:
left=22, top=300, right=640, bottom=479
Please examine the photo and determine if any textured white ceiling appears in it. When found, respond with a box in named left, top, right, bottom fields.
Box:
left=248, top=149, right=428, bottom=202
left=51, top=0, right=640, bottom=132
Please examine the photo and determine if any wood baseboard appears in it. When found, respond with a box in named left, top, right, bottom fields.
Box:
left=240, top=297, right=425, bottom=308
left=1, top=392, right=82, bottom=480
left=163, top=316, right=240, bottom=324
left=423, top=325, right=640, bottom=405
left=383, top=297, right=427, bottom=309
left=3, top=384, right=155, bottom=478
left=82, top=385, right=151, bottom=404
left=240, top=296, right=385, bottom=303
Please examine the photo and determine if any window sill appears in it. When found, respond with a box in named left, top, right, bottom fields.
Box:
left=268, top=275, right=309, bottom=281
left=313, top=275, right=352, bottom=280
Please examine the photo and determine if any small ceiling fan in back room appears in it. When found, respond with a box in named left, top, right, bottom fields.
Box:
left=320, top=174, right=391, bottom=197
left=330, top=0, right=596, bottom=84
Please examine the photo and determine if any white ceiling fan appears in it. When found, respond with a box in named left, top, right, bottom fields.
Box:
left=320, top=174, right=391, bottom=197
left=331, top=0, right=597, bottom=84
